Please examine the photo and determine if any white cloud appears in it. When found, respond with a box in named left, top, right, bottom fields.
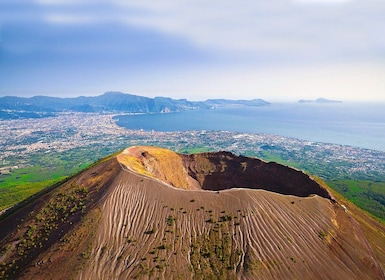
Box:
left=137, top=61, right=385, bottom=102
left=106, top=0, right=385, bottom=62
left=2, top=0, right=385, bottom=101
left=293, top=0, right=351, bottom=4
left=34, top=0, right=95, bottom=5
left=20, top=0, right=384, bottom=61
left=44, top=14, right=98, bottom=24
left=117, top=1, right=298, bottom=51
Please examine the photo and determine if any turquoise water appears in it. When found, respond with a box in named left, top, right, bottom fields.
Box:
left=114, top=102, right=385, bottom=152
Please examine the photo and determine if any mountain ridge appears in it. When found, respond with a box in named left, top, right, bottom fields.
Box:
left=0, top=92, right=270, bottom=119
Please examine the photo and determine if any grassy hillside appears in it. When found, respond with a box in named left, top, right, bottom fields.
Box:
left=327, top=180, right=385, bottom=222
left=0, top=147, right=106, bottom=211
left=0, top=165, right=91, bottom=212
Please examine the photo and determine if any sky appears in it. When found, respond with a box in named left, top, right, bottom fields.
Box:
left=0, top=0, right=384, bottom=102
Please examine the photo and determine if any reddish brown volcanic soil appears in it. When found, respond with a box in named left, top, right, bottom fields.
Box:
left=0, top=146, right=384, bottom=279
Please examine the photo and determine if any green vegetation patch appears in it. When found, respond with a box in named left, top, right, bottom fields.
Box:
left=190, top=227, right=241, bottom=279
left=249, top=150, right=301, bottom=169
left=327, top=180, right=385, bottom=221
left=0, top=147, right=98, bottom=211
left=0, top=165, right=67, bottom=211
left=179, top=146, right=214, bottom=154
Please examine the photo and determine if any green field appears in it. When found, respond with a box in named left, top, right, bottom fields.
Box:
left=245, top=150, right=302, bottom=169
left=327, top=180, right=385, bottom=221
left=0, top=167, right=66, bottom=211
left=179, top=147, right=214, bottom=154
left=0, top=148, right=99, bottom=211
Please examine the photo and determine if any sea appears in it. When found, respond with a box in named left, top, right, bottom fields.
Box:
left=114, top=102, right=385, bottom=152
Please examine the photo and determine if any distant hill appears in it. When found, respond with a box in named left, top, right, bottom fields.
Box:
left=0, top=92, right=270, bottom=119
left=298, top=97, right=342, bottom=104
left=0, top=146, right=383, bottom=279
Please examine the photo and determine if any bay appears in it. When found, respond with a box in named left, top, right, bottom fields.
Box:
left=114, top=102, right=385, bottom=152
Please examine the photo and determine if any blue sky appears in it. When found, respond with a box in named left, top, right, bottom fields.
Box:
left=1, top=0, right=384, bottom=101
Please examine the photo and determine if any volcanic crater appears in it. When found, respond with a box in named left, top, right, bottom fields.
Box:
left=119, top=146, right=332, bottom=199
left=0, top=146, right=384, bottom=280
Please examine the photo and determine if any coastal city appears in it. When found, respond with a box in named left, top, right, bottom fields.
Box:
left=1, top=112, right=384, bottom=181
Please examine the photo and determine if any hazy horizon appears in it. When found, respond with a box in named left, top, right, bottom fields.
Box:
left=1, top=0, right=385, bottom=102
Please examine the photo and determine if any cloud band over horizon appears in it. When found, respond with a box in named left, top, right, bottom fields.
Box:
left=1, top=0, right=384, bottom=101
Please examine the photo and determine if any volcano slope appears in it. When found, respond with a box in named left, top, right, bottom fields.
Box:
left=0, top=146, right=384, bottom=279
